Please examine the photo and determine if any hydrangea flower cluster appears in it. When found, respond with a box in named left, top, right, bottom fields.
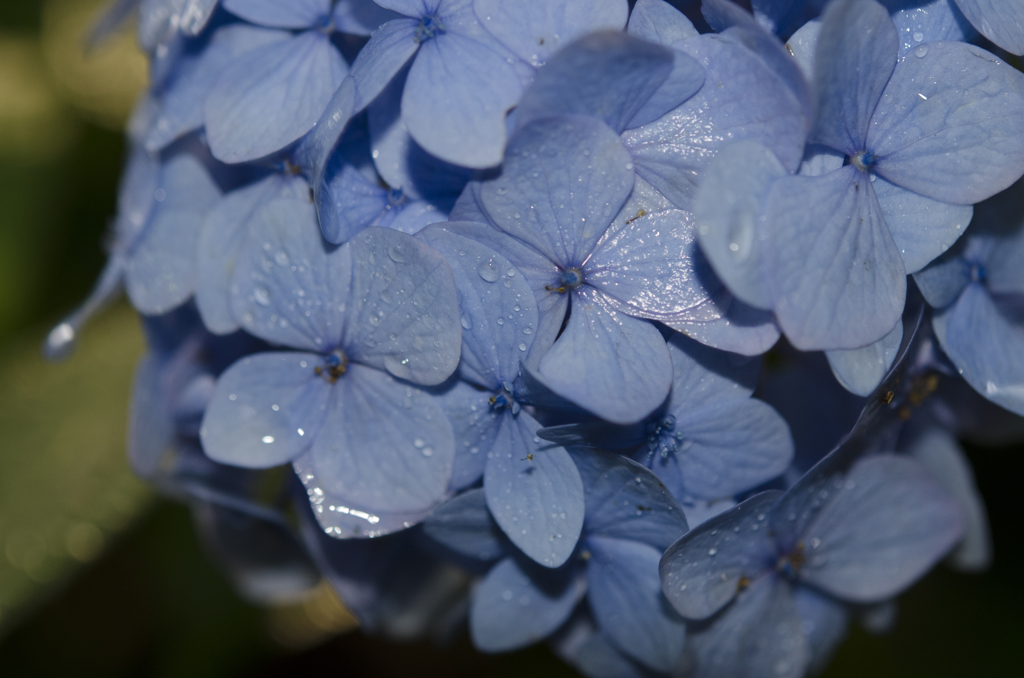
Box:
left=49, top=0, right=1024, bottom=674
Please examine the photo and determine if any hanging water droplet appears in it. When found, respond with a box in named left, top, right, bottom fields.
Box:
left=518, top=342, right=527, bottom=351
left=478, top=259, right=501, bottom=282
left=274, top=251, right=290, bottom=266
left=912, top=31, right=924, bottom=43
left=461, top=315, right=472, bottom=330
left=522, top=326, right=533, bottom=335
left=253, top=286, right=271, bottom=306
left=388, top=244, right=408, bottom=263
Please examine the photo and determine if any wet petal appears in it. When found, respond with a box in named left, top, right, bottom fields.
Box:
left=342, top=227, right=462, bottom=385
left=438, top=380, right=498, bottom=490
left=954, top=0, right=1024, bottom=54
left=889, top=0, right=976, bottom=57
left=200, top=352, right=331, bottom=468
left=348, top=17, right=420, bottom=110
left=311, top=363, right=455, bottom=513
left=422, top=487, right=506, bottom=561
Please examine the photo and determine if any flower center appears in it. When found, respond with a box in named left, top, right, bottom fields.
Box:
left=850, top=150, right=878, bottom=173
left=314, top=349, right=348, bottom=383
left=645, top=415, right=686, bottom=459
left=488, top=388, right=520, bottom=415
left=415, top=15, right=446, bottom=43
left=776, top=542, right=805, bottom=579
left=970, top=262, right=987, bottom=284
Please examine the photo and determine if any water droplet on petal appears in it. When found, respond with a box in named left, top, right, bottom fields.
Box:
left=253, top=286, right=271, bottom=306
left=913, top=44, right=928, bottom=58
left=478, top=259, right=501, bottom=282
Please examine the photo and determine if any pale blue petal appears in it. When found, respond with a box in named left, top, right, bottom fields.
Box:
left=784, top=17, right=819, bottom=81
left=572, top=630, right=649, bottom=678
left=403, top=32, right=523, bottom=168
left=367, top=70, right=473, bottom=200
left=870, top=42, right=1024, bottom=205
left=125, top=154, right=221, bottom=315
left=762, top=167, right=907, bottom=350
left=112, top=144, right=161, bottom=249
left=348, top=18, right=420, bottom=110
left=799, top=143, right=845, bottom=177
left=627, top=0, right=698, bottom=47
left=484, top=410, right=584, bottom=568
left=200, top=352, right=331, bottom=467
left=310, top=363, right=455, bottom=512
left=687, top=576, right=809, bottom=678
left=797, top=455, right=964, bottom=602
left=482, top=116, right=634, bottom=266
left=933, top=282, right=1024, bottom=416
left=873, top=176, right=972, bottom=274
left=667, top=294, right=782, bottom=356
left=536, top=290, right=672, bottom=425
left=417, top=225, right=538, bottom=388
left=887, top=0, right=975, bottom=57
left=422, top=487, right=506, bottom=561
left=341, top=227, right=462, bottom=385
left=587, top=536, right=686, bottom=672
left=441, top=221, right=567, bottom=371
left=223, top=0, right=329, bottom=28
left=793, top=587, right=850, bottom=676
left=954, top=0, right=1024, bottom=54
left=659, top=491, right=780, bottom=619
left=585, top=209, right=715, bottom=322
left=294, top=450, right=436, bottom=537
left=693, top=140, right=787, bottom=310
left=470, top=556, right=586, bottom=652
left=628, top=49, right=709, bottom=130
left=205, top=32, right=348, bottom=163
left=145, top=24, right=289, bottom=153
left=230, top=197, right=352, bottom=351
left=374, top=0, right=431, bottom=16
left=196, top=175, right=308, bottom=334
left=179, top=0, right=220, bottom=35
left=512, top=32, right=680, bottom=134
left=438, top=380, right=497, bottom=490
left=667, top=332, right=759, bottom=406
left=474, top=0, right=628, bottom=68
left=623, top=34, right=806, bottom=211
left=572, top=450, right=689, bottom=551
left=825, top=318, right=903, bottom=397
left=320, top=159, right=389, bottom=244
left=810, top=0, right=897, bottom=154
left=383, top=200, right=447, bottom=234
left=906, top=424, right=992, bottom=571
left=652, top=399, right=793, bottom=500
left=293, top=77, right=358, bottom=222
left=912, top=246, right=971, bottom=309
left=333, top=0, right=404, bottom=36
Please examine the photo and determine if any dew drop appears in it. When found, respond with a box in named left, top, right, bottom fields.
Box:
left=519, top=342, right=527, bottom=351
left=708, top=548, right=718, bottom=556
left=913, top=44, right=928, bottom=58
left=262, top=436, right=275, bottom=444
left=912, top=31, right=924, bottom=43
left=253, top=286, right=271, bottom=306
left=461, top=315, right=473, bottom=330
left=478, top=259, right=501, bottom=282
left=274, top=251, right=289, bottom=266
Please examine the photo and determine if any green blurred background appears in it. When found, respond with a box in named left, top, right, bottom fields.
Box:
left=0, top=1, right=1021, bottom=675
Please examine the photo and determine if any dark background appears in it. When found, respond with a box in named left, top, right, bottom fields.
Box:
left=0, top=1, right=1021, bottom=675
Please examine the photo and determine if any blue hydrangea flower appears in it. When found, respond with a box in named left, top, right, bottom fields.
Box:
left=418, top=225, right=586, bottom=568
left=425, top=451, right=689, bottom=672
left=541, top=333, right=794, bottom=504
left=696, top=0, right=1024, bottom=351
left=660, top=452, right=964, bottom=678
left=915, top=179, right=1024, bottom=416
left=953, top=0, right=1024, bottom=54
left=199, top=198, right=463, bottom=536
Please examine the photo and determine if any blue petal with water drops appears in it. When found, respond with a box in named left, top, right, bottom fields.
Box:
left=196, top=174, right=309, bottom=335
left=512, top=32, right=682, bottom=134
left=422, top=488, right=507, bottom=561
left=809, top=0, right=897, bottom=156
left=666, top=292, right=782, bottom=357
left=222, top=0, right=330, bottom=29
left=125, top=152, right=222, bottom=315
left=230, top=197, right=352, bottom=352
left=417, top=226, right=538, bottom=388
left=585, top=209, right=715, bottom=324
left=627, top=0, right=699, bottom=48
left=205, top=31, right=348, bottom=163
left=694, top=140, right=787, bottom=311
left=470, top=555, right=586, bottom=652
left=332, top=0, right=403, bottom=36
left=573, top=450, right=689, bottom=552
left=474, top=0, right=627, bottom=69
left=885, top=0, right=975, bottom=57
left=348, top=18, right=421, bottom=111
left=659, top=490, right=779, bottom=619
left=482, top=115, right=635, bottom=269
left=536, top=290, right=673, bottom=425
left=483, top=410, right=584, bottom=568
left=200, top=352, right=332, bottom=468
left=623, top=33, right=806, bottom=211
left=954, top=0, right=1024, bottom=54
left=310, top=362, right=454, bottom=513
left=293, top=77, right=358, bottom=221
left=145, top=24, right=288, bottom=153
left=933, top=282, right=1024, bottom=416
left=320, top=161, right=391, bottom=244
left=340, top=227, right=462, bottom=385
left=586, top=536, right=687, bottom=672
left=825, top=318, right=903, bottom=397
left=872, top=175, right=973, bottom=274
left=793, top=454, right=963, bottom=602
left=686, top=575, right=809, bottom=678
left=437, top=381, right=496, bottom=490
left=761, top=167, right=906, bottom=351
left=869, top=41, right=1024, bottom=205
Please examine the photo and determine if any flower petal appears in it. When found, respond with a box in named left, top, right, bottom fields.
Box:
left=825, top=317, right=903, bottom=397
left=953, top=0, right=1024, bottom=54
left=421, top=487, right=507, bottom=561
left=222, top=0, right=330, bottom=28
